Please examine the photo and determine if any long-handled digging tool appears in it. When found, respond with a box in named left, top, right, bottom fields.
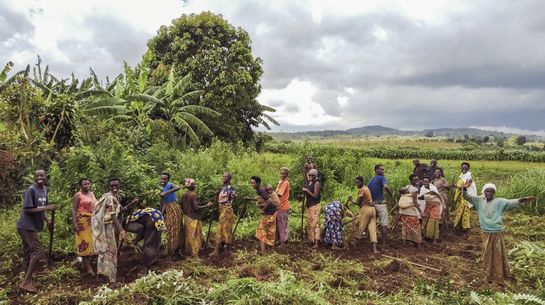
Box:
left=205, top=191, right=220, bottom=247
left=299, top=195, right=306, bottom=240
left=232, top=197, right=251, bottom=239
left=47, top=209, right=55, bottom=267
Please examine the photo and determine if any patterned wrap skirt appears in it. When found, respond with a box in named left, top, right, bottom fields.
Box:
left=256, top=213, right=277, bottom=246
left=75, top=213, right=94, bottom=256
left=216, top=205, right=234, bottom=246
left=401, top=215, right=422, bottom=243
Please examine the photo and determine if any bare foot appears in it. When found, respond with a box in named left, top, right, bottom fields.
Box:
left=331, top=244, right=343, bottom=251
left=311, top=243, right=319, bottom=249
left=208, top=251, right=219, bottom=258
left=19, top=282, right=37, bottom=293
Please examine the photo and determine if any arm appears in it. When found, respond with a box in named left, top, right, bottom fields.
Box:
left=356, top=195, right=364, bottom=207
left=113, top=215, right=126, bottom=240
left=384, top=184, right=393, bottom=197
left=412, top=192, right=423, bottom=215
left=160, top=184, right=181, bottom=197
left=192, top=196, right=211, bottom=211
left=121, top=197, right=139, bottom=212
left=23, top=204, right=56, bottom=213
left=303, top=182, right=320, bottom=199
left=71, top=193, right=80, bottom=232
left=506, top=196, right=536, bottom=210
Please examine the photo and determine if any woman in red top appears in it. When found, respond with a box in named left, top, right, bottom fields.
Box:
left=71, top=178, right=97, bottom=274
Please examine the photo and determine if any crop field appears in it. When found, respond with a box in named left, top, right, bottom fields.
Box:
left=1, top=140, right=545, bottom=305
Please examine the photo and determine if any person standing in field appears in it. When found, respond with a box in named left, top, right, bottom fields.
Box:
left=460, top=181, right=536, bottom=286
left=303, top=156, right=315, bottom=186
left=432, top=169, right=452, bottom=227
left=159, top=172, right=181, bottom=256
left=453, top=162, right=477, bottom=233
left=367, top=165, right=393, bottom=248
left=71, top=178, right=97, bottom=274
left=303, top=169, right=321, bottom=249
left=413, top=159, right=431, bottom=183
left=209, top=172, right=237, bottom=257
left=16, top=169, right=57, bottom=292
left=92, top=177, right=128, bottom=284
left=420, top=176, right=444, bottom=244
left=349, top=176, right=379, bottom=254
left=251, top=176, right=277, bottom=255
left=180, top=178, right=213, bottom=257
left=429, top=159, right=444, bottom=177
left=275, top=167, right=291, bottom=246
left=125, top=207, right=166, bottom=270
left=400, top=175, right=424, bottom=249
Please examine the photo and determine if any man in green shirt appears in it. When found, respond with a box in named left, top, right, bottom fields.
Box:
left=462, top=180, right=536, bottom=286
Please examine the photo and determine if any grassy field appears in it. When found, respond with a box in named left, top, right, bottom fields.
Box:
left=1, top=142, right=545, bottom=304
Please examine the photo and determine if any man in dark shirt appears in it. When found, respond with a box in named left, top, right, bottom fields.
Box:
left=251, top=176, right=276, bottom=255
left=367, top=165, right=393, bottom=247
left=413, top=159, right=431, bottom=184
left=429, top=159, right=444, bottom=177
left=16, top=169, right=57, bottom=292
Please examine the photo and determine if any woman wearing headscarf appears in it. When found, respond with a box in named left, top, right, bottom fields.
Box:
left=180, top=178, right=213, bottom=257
left=461, top=181, right=536, bottom=285
left=303, top=168, right=321, bottom=249
left=420, top=176, right=444, bottom=244
left=453, top=162, right=476, bottom=232
left=275, top=167, right=291, bottom=246
left=400, top=175, right=424, bottom=249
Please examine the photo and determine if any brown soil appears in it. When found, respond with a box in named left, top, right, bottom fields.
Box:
left=5, top=226, right=490, bottom=304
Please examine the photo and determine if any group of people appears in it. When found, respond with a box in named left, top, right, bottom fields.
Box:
left=15, top=157, right=536, bottom=292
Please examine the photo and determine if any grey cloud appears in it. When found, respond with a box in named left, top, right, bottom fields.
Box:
left=0, top=2, right=34, bottom=41
left=226, top=0, right=545, bottom=131
left=284, top=103, right=300, bottom=113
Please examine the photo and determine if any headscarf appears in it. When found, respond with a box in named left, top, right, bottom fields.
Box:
left=280, top=167, right=289, bottom=174
left=481, top=183, right=496, bottom=195
left=184, top=178, right=196, bottom=188
left=308, top=169, right=318, bottom=177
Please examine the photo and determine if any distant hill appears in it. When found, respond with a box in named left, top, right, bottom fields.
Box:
left=268, top=125, right=541, bottom=140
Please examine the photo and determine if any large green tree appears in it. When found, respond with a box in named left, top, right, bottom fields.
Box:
left=146, top=12, right=277, bottom=144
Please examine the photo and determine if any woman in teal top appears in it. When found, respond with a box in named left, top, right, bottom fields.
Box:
left=462, top=180, right=535, bottom=286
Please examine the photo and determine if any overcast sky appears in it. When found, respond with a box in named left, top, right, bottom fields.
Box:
left=2, top=0, right=545, bottom=134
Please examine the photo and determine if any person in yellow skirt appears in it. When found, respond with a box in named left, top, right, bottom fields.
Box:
left=71, top=178, right=97, bottom=274
left=180, top=178, right=213, bottom=257
left=209, top=173, right=237, bottom=257
left=453, top=162, right=477, bottom=233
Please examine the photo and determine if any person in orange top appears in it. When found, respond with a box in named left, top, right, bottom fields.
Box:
left=275, top=167, right=291, bottom=246
left=71, top=178, right=97, bottom=274
left=349, top=176, right=379, bottom=254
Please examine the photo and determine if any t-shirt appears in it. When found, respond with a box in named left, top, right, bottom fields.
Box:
left=218, top=185, right=236, bottom=205
left=368, top=175, right=387, bottom=202
left=275, top=180, right=290, bottom=211
left=16, top=184, right=48, bottom=232
left=162, top=182, right=177, bottom=204
left=357, top=186, right=373, bottom=207
left=463, top=192, right=521, bottom=232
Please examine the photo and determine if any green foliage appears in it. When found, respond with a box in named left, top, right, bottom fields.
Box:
left=146, top=12, right=275, bottom=144
left=500, top=169, right=545, bottom=215
left=266, top=141, right=545, bottom=162
left=509, top=241, right=545, bottom=290
left=81, top=270, right=208, bottom=305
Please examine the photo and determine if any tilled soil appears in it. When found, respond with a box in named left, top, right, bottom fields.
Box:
left=6, top=226, right=491, bottom=304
